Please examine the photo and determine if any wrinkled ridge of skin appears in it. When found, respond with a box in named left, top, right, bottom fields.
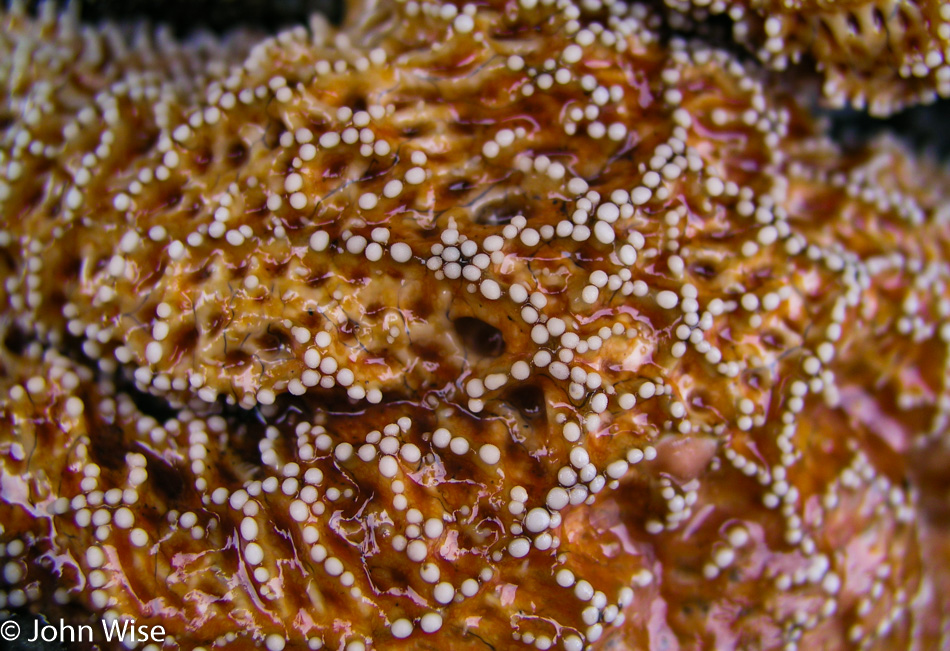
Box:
left=0, top=1, right=949, bottom=650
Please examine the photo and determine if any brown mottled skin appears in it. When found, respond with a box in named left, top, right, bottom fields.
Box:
left=662, top=0, right=950, bottom=115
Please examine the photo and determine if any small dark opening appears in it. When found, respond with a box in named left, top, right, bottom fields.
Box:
left=3, top=325, right=30, bottom=356
left=475, top=195, right=528, bottom=226
left=505, top=384, right=546, bottom=420
left=257, top=326, right=293, bottom=354
left=453, top=317, right=505, bottom=358
left=871, top=7, right=885, bottom=31
left=227, top=141, right=248, bottom=167
left=144, top=452, right=186, bottom=503
left=133, top=128, right=159, bottom=155
left=122, top=383, right=180, bottom=425
left=689, top=261, right=717, bottom=278
left=160, top=188, right=183, bottom=210
left=168, top=326, right=200, bottom=365
left=189, top=261, right=215, bottom=284
left=193, top=146, right=213, bottom=173
left=264, top=121, right=286, bottom=150
left=345, top=94, right=368, bottom=114
left=224, top=348, right=253, bottom=370
left=87, top=423, right=129, bottom=471
left=203, top=311, right=227, bottom=338
left=845, top=11, right=860, bottom=36
left=449, top=179, right=476, bottom=193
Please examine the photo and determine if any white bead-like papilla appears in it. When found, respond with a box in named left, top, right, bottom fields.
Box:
left=508, top=537, right=531, bottom=558
left=524, top=507, right=552, bottom=533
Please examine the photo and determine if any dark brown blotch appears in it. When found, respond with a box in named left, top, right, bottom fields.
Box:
left=454, top=317, right=505, bottom=358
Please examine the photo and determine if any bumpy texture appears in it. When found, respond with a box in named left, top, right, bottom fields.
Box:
left=664, top=0, right=950, bottom=115
left=1, top=0, right=950, bottom=650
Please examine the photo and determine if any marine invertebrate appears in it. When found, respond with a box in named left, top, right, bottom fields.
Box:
left=1, top=0, right=949, bottom=650
left=663, top=0, right=950, bottom=115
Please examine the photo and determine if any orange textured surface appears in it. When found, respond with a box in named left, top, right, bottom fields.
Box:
left=663, top=0, right=950, bottom=115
